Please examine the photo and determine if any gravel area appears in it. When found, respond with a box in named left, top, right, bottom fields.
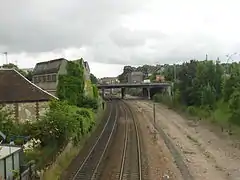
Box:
left=131, top=100, right=240, bottom=180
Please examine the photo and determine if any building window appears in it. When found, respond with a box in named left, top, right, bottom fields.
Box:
left=42, top=75, right=46, bottom=82
left=47, top=75, right=51, bottom=81
left=52, top=74, right=57, bottom=82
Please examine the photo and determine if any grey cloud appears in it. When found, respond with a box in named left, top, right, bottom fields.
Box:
left=109, top=27, right=166, bottom=47
left=0, top=0, right=234, bottom=67
left=0, top=0, right=147, bottom=53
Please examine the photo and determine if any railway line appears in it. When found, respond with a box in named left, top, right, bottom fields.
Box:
left=62, top=100, right=117, bottom=180
left=63, top=98, right=145, bottom=180
left=118, top=100, right=142, bottom=180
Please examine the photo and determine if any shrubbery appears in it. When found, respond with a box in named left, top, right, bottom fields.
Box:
left=77, top=95, right=98, bottom=110
left=151, top=60, right=240, bottom=129
left=0, top=59, right=101, bottom=170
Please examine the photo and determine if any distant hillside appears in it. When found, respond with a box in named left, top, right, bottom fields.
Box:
left=117, top=62, right=231, bottom=83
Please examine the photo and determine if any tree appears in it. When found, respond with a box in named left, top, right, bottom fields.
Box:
left=90, top=73, right=98, bottom=84
left=25, top=70, right=33, bottom=81
left=229, top=89, right=240, bottom=125
left=56, top=61, right=85, bottom=106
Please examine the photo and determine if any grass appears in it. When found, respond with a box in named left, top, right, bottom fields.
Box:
left=211, top=101, right=231, bottom=126
left=42, top=144, right=80, bottom=180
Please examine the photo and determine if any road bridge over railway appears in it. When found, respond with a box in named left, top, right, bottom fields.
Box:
left=97, top=83, right=172, bottom=99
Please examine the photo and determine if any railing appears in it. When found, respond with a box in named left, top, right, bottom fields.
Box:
left=20, top=161, right=37, bottom=180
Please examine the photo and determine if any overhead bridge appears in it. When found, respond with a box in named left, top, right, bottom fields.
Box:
left=97, top=83, right=171, bottom=99
left=97, top=83, right=170, bottom=89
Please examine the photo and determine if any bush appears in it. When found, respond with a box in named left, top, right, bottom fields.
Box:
left=77, top=96, right=99, bottom=110
left=0, top=107, right=22, bottom=140
left=92, top=85, right=99, bottom=99
left=229, top=90, right=240, bottom=126
left=29, top=100, right=96, bottom=147
left=153, top=93, right=173, bottom=107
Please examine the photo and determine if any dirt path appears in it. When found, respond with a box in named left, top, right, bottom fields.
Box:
left=129, top=100, right=240, bottom=180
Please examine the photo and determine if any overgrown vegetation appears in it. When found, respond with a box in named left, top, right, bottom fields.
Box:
left=0, top=59, right=101, bottom=175
left=150, top=60, right=240, bottom=133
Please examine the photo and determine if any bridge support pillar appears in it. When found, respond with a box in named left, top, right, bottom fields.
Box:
left=167, top=86, right=172, bottom=97
left=101, top=89, right=105, bottom=99
left=147, top=87, right=151, bottom=100
left=121, top=88, right=125, bottom=99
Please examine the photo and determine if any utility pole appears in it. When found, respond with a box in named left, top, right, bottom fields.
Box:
left=174, top=64, right=176, bottom=82
left=226, top=52, right=239, bottom=74
left=3, top=52, right=8, bottom=64
left=153, top=103, right=156, bottom=126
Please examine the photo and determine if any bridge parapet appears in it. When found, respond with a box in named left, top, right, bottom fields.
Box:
left=97, top=82, right=171, bottom=89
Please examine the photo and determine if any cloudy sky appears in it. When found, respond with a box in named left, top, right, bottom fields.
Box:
left=0, top=0, right=240, bottom=78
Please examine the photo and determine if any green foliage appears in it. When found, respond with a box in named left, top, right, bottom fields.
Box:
left=118, top=59, right=240, bottom=128
left=229, top=89, right=240, bottom=126
left=0, top=107, right=19, bottom=136
left=57, top=61, right=85, bottom=106
left=77, top=96, right=99, bottom=110
left=92, top=85, right=99, bottom=99
left=90, top=73, right=98, bottom=84
left=85, top=80, right=93, bottom=97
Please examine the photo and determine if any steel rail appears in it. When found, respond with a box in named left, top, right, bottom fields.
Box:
left=120, top=100, right=142, bottom=180
left=72, top=103, right=115, bottom=180
left=118, top=103, right=129, bottom=180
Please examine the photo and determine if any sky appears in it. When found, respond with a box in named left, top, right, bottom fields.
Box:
left=0, top=0, right=240, bottom=78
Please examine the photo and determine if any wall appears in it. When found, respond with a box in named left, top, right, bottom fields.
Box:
left=33, top=73, right=58, bottom=92
left=2, top=101, right=49, bottom=123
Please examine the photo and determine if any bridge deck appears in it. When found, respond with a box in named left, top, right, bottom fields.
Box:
left=97, top=83, right=171, bottom=89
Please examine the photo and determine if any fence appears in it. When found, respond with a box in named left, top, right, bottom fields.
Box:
left=20, top=161, right=37, bottom=180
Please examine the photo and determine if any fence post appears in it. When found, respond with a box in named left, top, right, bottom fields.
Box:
left=153, top=103, right=156, bottom=126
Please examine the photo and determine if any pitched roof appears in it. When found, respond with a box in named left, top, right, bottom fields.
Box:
left=0, top=69, right=58, bottom=103
left=32, top=58, right=67, bottom=75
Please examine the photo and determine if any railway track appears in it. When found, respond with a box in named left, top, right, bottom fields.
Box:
left=118, top=100, right=142, bottom=180
left=68, top=100, right=118, bottom=180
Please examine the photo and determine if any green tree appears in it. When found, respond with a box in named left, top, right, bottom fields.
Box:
left=56, top=61, right=85, bottom=106
left=229, top=89, right=240, bottom=126
left=90, top=73, right=98, bottom=84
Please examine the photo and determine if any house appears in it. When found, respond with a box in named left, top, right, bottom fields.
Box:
left=32, top=58, right=68, bottom=96
left=99, top=77, right=118, bottom=84
left=156, top=75, right=165, bottom=82
left=0, top=69, right=57, bottom=123
left=128, top=72, right=144, bottom=84
left=32, top=58, right=91, bottom=96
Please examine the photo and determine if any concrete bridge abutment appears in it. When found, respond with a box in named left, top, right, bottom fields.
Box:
left=121, top=88, right=125, bottom=99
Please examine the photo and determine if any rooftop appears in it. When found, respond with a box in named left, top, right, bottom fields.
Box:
left=32, top=58, right=67, bottom=75
left=0, top=145, right=21, bottom=160
left=0, top=69, right=57, bottom=103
